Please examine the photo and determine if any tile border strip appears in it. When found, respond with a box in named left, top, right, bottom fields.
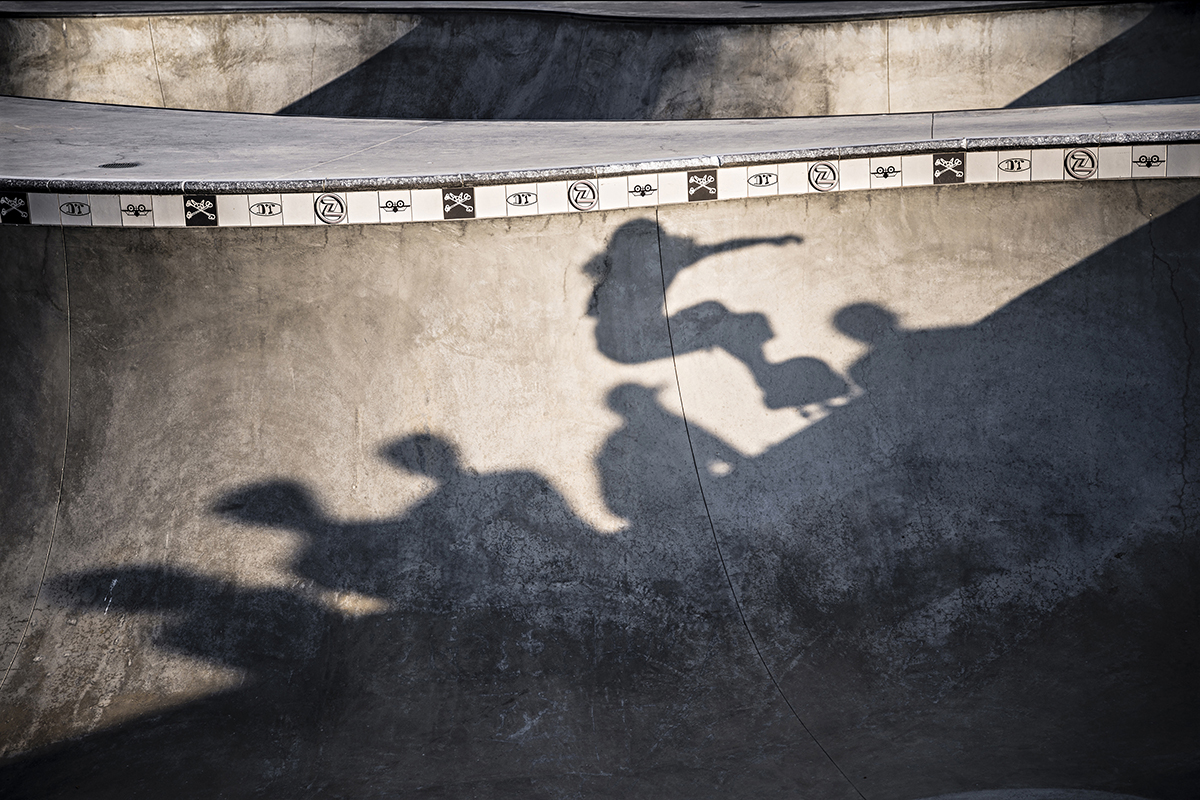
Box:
left=2, top=144, right=1197, bottom=228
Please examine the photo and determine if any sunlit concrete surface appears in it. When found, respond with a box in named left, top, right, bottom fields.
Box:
left=1, top=2, right=1199, bottom=118
left=4, top=94, right=1199, bottom=190
left=0, top=3, right=1198, bottom=800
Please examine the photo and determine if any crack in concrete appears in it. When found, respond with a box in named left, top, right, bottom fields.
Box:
left=0, top=227, right=72, bottom=697
left=652, top=208, right=868, bottom=800
left=147, top=19, right=168, bottom=109
left=1149, top=218, right=1193, bottom=537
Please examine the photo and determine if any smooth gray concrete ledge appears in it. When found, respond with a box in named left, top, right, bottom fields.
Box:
left=2, top=95, right=1198, bottom=194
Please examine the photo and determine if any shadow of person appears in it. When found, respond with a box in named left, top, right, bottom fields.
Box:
left=583, top=219, right=848, bottom=412
left=6, top=427, right=775, bottom=799
left=831, top=302, right=902, bottom=391
left=211, top=433, right=604, bottom=611
left=598, top=383, right=745, bottom=531
left=669, top=300, right=851, bottom=412
left=48, top=565, right=330, bottom=684
left=583, top=218, right=801, bottom=362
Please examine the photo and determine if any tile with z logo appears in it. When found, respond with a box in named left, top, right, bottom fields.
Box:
left=1064, top=148, right=1098, bottom=180
left=314, top=193, right=348, bottom=224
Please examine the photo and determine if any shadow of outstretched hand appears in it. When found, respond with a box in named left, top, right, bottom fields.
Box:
left=48, top=567, right=327, bottom=678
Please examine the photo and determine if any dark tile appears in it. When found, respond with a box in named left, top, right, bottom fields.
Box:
left=443, top=187, right=475, bottom=220
left=0, top=193, right=31, bottom=224
left=184, top=195, right=219, bottom=226
left=687, top=169, right=717, bottom=201
left=933, top=153, right=966, bottom=184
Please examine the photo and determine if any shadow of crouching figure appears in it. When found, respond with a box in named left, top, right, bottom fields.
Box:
left=213, top=433, right=605, bottom=613
left=4, top=434, right=646, bottom=798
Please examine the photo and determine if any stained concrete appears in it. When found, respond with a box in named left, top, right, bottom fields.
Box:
left=2, top=4, right=1199, bottom=119
left=5, top=94, right=1199, bottom=193
left=0, top=179, right=1196, bottom=799
left=0, top=226, right=69, bottom=691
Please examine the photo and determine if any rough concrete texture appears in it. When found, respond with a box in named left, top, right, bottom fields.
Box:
left=0, top=180, right=1197, bottom=799
left=2, top=3, right=1199, bottom=119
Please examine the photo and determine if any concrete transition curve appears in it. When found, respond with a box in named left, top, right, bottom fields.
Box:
left=2, top=2, right=1200, bottom=119
left=0, top=3, right=1198, bottom=800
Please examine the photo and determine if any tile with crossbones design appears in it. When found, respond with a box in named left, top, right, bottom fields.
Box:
left=184, top=195, right=219, bottom=226
left=443, top=188, right=476, bottom=219
left=687, top=170, right=718, bottom=202
left=0, top=193, right=30, bottom=225
left=933, top=153, right=966, bottom=184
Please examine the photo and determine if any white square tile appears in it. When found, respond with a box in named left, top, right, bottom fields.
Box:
left=216, top=195, right=250, bottom=226
left=1166, top=144, right=1200, bottom=177
left=473, top=185, right=506, bottom=219
left=777, top=162, right=809, bottom=196
left=658, top=172, right=688, bottom=205
left=1031, top=149, right=1064, bottom=181
left=58, top=194, right=93, bottom=226
left=153, top=195, right=186, bottom=227
left=248, top=194, right=284, bottom=226
left=89, top=195, right=123, bottom=226
left=119, top=195, right=155, bottom=226
left=346, top=191, right=380, bottom=224
left=27, top=193, right=59, bottom=225
left=746, top=166, right=780, bottom=197
left=869, top=156, right=903, bottom=189
left=1131, top=144, right=1167, bottom=178
left=411, top=189, right=443, bottom=222
left=536, top=181, right=569, bottom=215
left=313, top=192, right=348, bottom=224
left=806, top=160, right=840, bottom=193
left=283, top=193, right=316, bottom=225
left=1099, top=146, right=1132, bottom=179
left=840, top=158, right=870, bottom=191
left=598, top=176, right=628, bottom=210
left=717, top=166, right=748, bottom=199
left=504, top=183, right=539, bottom=216
left=901, top=155, right=932, bottom=186
left=1063, top=147, right=1099, bottom=180
left=566, top=179, right=600, bottom=213
left=996, top=150, right=1033, bottom=182
left=965, top=152, right=997, bottom=183
left=377, top=190, right=412, bottom=222
left=627, top=175, right=659, bottom=207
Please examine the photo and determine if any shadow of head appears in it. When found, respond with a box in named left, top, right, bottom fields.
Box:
left=834, top=302, right=899, bottom=344
left=582, top=220, right=659, bottom=278
left=605, top=383, right=665, bottom=419
left=380, top=433, right=462, bottom=482
left=212, top=480, right=319, bottom=531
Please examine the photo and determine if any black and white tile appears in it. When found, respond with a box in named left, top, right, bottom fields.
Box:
left=5, top=144, right=1198, bottom=229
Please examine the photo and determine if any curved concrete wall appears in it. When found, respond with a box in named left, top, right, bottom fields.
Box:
left=2, top=2, right=1198, bottom=795
left=1, top=177, right=1197, bottom=799
left=2, top=3, right=1199, bottom=118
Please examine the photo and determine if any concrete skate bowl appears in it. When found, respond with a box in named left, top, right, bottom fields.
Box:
left=1, top=4, right=1199, bottom=800
left=2, top=2, right=1200, bottom=119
